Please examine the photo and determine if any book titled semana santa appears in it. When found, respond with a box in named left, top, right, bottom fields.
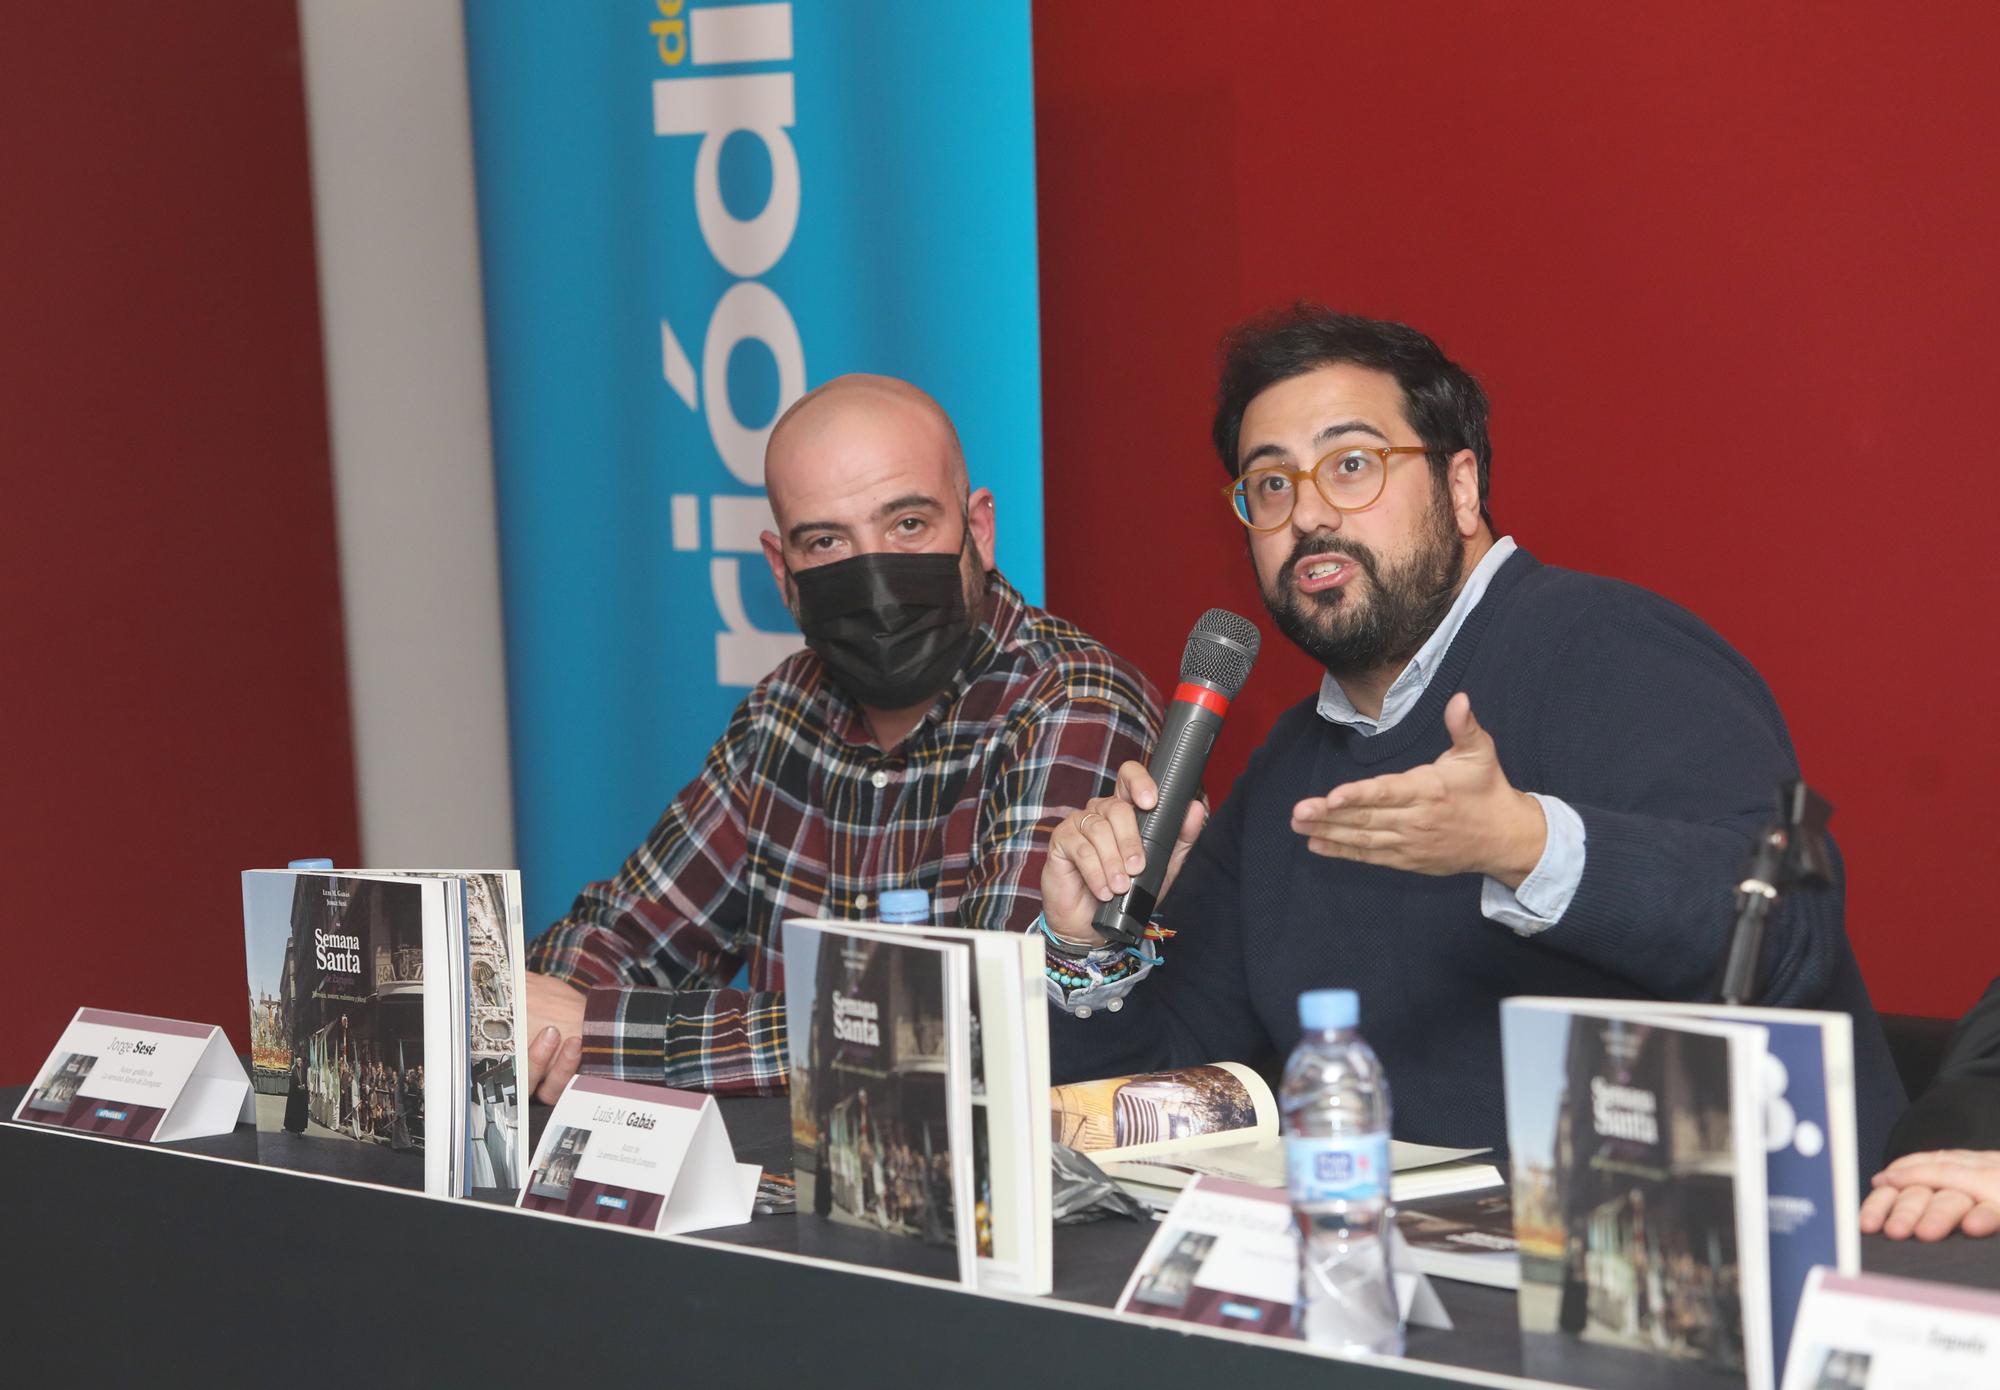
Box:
left=1508, top=997, right=1859, bottom=1382
left=782, top=920, right=976, bottom=1285
left=241, top=868, right=527, bottom=1199
left=1502, top=998, right=1775, bottom=1390
left=782, top=917, right=1055, bottom=1294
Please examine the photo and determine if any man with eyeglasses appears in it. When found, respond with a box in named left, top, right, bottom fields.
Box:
left=1037, top=306, right=1903, bottom=1171
left=522, top=375, right=1161, bottom=1101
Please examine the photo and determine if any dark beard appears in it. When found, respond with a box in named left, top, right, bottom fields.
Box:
left=961, top=538, right=991, bottom=616
left=1259, top=483, right=1465, bottom=678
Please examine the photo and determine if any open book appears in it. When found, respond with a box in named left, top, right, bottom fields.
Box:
left=1051, top=1063, right=1500, bottom=1207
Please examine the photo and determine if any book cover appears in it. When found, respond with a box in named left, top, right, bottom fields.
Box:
left=866, top=921, right=1052, bottom=1295
left=242, top=871, right=451, bottom=1193
left=1102, top=1138, right=1498, bottom=1212
left=1503, top=999, right=1773, bottom=1390
left=781, top=921, right=974, bottom=1284
left=1747, top=1012, right=1854, bottom=1380
left=1396, top=1188, right=1520, bottom=1289
left=357, top=869, right=530, bottom=1197
left=1520, top=998, right=1859, bottom=1379
left=458, top=870, right=526, bottom=1195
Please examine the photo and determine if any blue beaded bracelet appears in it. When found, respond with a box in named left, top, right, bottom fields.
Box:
left=1033, top=912, right=1162, bottom=987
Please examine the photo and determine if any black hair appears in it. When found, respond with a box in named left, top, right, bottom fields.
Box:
left=1211, top=304, right=1491, bottom=518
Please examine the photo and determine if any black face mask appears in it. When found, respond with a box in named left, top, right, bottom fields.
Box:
left=790, top=549, right=978, bottom=709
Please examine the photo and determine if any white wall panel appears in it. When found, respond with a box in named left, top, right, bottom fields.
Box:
left=298, top=0, right=515, bottom=868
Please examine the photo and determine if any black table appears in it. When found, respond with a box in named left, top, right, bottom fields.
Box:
left=3, top=1090, right=1993, bottom=1389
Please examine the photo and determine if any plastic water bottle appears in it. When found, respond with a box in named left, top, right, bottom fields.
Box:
left=877, top=889, right=929, bottom=925
left=1281, top=988, right=1403, bottom=1356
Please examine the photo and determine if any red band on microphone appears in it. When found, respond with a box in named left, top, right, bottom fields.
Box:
left=1172, top=682, right=1230, bottom=716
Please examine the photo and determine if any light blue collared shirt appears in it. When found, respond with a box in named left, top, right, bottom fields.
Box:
left=1313, top=536, right=1584, bottom=934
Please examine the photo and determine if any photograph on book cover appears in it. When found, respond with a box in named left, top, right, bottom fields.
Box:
left=1052, top=1064, right=1260, bottom=1152
left=244, top=873, right=426, bottom=1188
left=785, top=926, right=963, bottom=1280
left=461, top=872, right=523, bottom=1191
left=1508, top=1006, right=1754, bottom=1389
left=1400, top=1188, right=1516, bottom=1252
left=854, top=919, right=1051, bottom=1292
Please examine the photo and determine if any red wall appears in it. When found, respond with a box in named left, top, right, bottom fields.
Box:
left=2, top=4, right=1990, bottom=1087
left=0, top=6, right=358, bottom=1079
left=1034, top=1, right=2000, bottom=1018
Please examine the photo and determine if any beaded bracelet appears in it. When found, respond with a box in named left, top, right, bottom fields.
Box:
left=1032, top=911, right=1172, bottom=957
left=1034, top=912, right=1164, bottom=991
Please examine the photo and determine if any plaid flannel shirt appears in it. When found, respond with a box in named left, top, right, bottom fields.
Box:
left=527, top=573, right=1161, bottom=1094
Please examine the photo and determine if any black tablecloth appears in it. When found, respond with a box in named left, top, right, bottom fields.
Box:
left=4, top=1088, right=1994, bottom=1390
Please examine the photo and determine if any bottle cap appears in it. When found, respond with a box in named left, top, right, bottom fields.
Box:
left=288, top=858, right=335, bottom=870
left=1298, top=988, right=1357, bottom=1031
left=877, top=889, right=929, bottom=924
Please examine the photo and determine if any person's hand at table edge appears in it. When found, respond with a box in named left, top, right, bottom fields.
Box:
left=1860, top=1149, right=2000, bottom=1241
left=524, top=971, right=587, bottom=1103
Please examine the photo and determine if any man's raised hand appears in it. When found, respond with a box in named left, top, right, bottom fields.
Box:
left=1289, top=692, right=1546, bottom=887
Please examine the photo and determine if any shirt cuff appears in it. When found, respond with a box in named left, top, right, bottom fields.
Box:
left=1481, top=793, right=1586, bottom=936
left=580, top=985, right=631, bottom=1076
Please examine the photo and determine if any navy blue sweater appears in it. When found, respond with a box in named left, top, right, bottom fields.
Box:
left=1051, top=550, right=1903, bottom=1172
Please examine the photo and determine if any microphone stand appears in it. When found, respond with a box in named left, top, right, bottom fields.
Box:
left=1716, top=780, right=1834, bottom=1007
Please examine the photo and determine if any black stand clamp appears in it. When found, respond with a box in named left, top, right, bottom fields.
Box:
left=1715, top=780, right=1835, bottom=1007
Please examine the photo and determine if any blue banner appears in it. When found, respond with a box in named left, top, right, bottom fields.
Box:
left=463, top=3, right=1044, bottom=932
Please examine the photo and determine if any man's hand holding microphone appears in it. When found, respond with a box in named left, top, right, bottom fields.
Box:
left=1040, top=609, right=1259, bottom=951
left=1037, top=609, right=1549, bottom=954
left=1042, top=763, right=1210, bottom=949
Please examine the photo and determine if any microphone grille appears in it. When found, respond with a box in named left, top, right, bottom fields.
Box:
left=1179, top=608, right=1261, bottom=697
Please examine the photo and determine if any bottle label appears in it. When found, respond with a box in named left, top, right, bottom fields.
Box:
left=1285, top=1132, right=1389, bottom=1204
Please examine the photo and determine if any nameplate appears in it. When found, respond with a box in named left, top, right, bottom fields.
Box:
left=1780, top=1266, right=2000, bottom=1390
left=12, top=1008, right=252, bottom=1144
left=516, top=1075, right=758, bottom=1236
left=1115, top=1174, right=1450, bottom=1339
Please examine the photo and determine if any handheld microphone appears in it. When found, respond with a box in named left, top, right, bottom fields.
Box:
left=1091, top=609, right=1260, bottom=948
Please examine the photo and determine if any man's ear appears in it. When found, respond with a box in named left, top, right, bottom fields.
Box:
left=966, top=486, right=997, bottom=571
left=760, top=530, right=788, bottom=596
left=1446, top=450, right=1482, bottom=537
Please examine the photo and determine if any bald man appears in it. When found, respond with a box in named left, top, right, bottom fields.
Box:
left=522, top=376, right=1161, bottom=1099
